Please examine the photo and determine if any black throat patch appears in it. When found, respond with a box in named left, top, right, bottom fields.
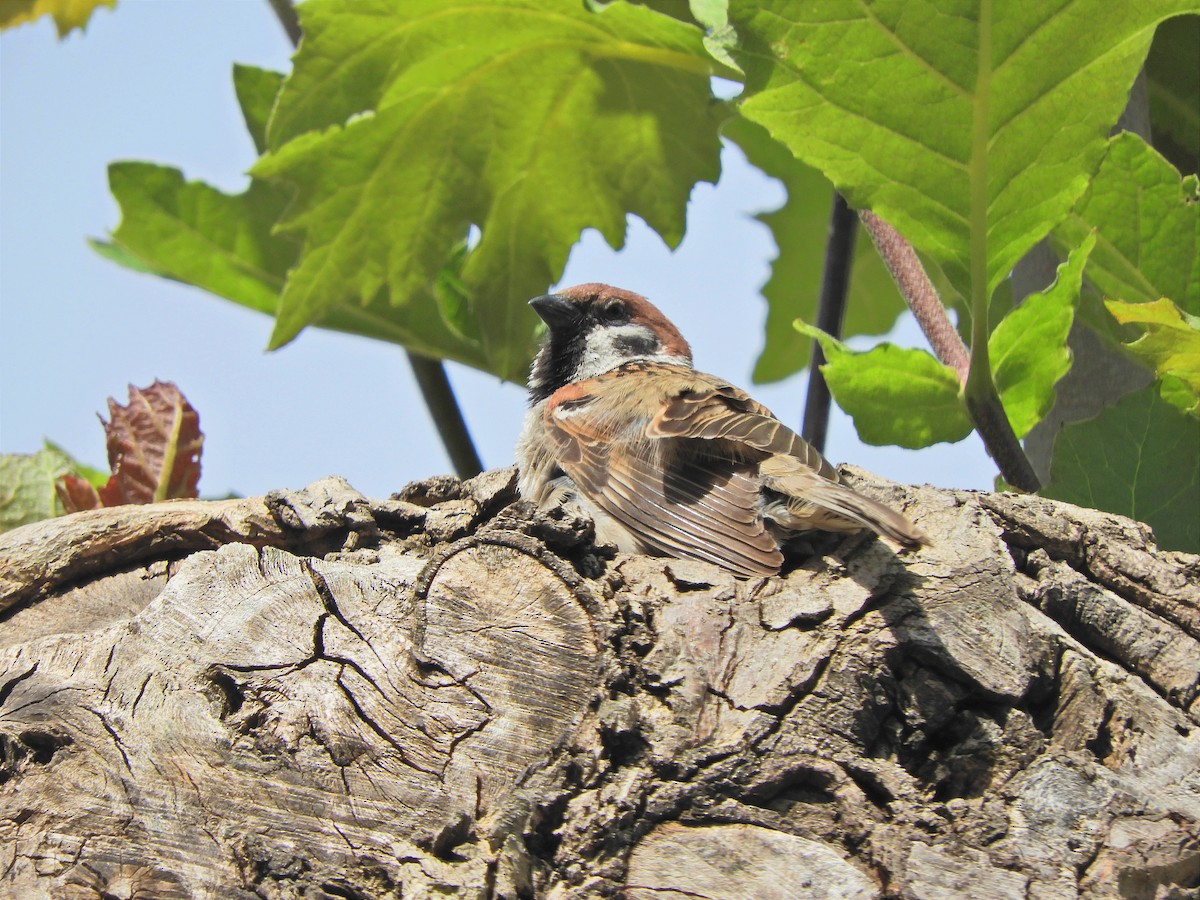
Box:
left=528, top=326, right=588, bottom=405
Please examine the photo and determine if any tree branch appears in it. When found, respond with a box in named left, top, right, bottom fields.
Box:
left=801, top=193, right=857, bottom=452
left=859, top=210, right=1040, bottom=491
left=264, top=0, right=484, bottom=479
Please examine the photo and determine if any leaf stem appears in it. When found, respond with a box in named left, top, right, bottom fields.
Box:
left=264, top=0, right=485, bottom=479
left=962, top=0, right=1038, bottom=492
left=859, top=210, right=1040, bottom=492
left=802, top=193, right=857, bottom=452
left=965, top=387, right=1039, bottom=491
left=858, top=211, right=969, bottom=384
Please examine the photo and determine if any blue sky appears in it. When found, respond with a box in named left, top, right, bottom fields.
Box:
left=0, top=1, right=994, bottom=500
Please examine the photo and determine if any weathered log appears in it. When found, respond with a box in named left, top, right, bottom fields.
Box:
left=0, top=467, right=1196, bottom=898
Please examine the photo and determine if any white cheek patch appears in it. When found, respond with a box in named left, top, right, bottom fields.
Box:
left=579, top=324, right=659, bottom=378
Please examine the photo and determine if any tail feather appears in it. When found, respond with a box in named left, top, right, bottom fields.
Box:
left=761, top=464, right=928, bottom=549
left=795, top=482, right=927, bottom=548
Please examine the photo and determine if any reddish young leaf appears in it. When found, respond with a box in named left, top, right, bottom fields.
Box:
left=55, top=473, right=103, bottom=513
left=96, top=381, right=203, bottom=506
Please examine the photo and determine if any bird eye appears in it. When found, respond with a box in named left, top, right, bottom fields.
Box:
left=600, top=300, right=628, bottom=322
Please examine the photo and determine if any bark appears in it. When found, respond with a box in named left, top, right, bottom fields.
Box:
left=1, top=468, right=1197, bottom=899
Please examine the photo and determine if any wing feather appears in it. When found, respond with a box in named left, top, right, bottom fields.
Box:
left=597, top=464, right=779, bottom=574
left=651, top=383, right=837, bottom=480
left=544, top=374, right=782, bottom=575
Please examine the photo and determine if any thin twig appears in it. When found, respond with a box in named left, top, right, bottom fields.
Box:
left=858, top=211, right=970, bottom=385
left=266, top=0, right=303, bottom=46
left=265, top=0, right=484, bottom=479
left=801, top=193, right=857, bottom=452
left=859, top=210, right=1040, bottom=491
left=407, top=355, right=484, bottom=477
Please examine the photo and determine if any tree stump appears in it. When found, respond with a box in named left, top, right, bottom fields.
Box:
left=1, top=467, right=1197, bottom=898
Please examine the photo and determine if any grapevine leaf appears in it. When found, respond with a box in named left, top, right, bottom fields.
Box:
left=730, top=0, right=1195, bottom=306
left=234, top=63, right=283, bottom=155
left=794, top=322, right=971, bottom=448
left=89, top=238, right=172, bottom=277
left=1045, top=383, right=1200, bottom=552
left=97, top=68, right=490, bottom=370
left=254, top=0, right=722, bottom=381
left=98, top=66, right=297, bottom=318
left=100, top=164, right=490, bottom=367
left=98, top=381, right=203, bottom=505
left=103, top=161, right=296, bottom=318
left=0, top=445, right=75, bottom=533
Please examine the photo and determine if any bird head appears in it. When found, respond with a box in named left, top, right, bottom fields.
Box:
left=526, top=283, right=693, bottom=403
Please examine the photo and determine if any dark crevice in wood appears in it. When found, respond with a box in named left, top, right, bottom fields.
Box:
left=85, top=706, right=133, bottom=777
left=205, top=669, right=246, bottom=718
left=0, top=663, right=37, bottom=707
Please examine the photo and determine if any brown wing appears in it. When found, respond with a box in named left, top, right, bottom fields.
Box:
left=648, top=380, right=838, bottom=481
left=544, top=368, right=783, bottom=576
left=620, top=367, right=927, bottom=549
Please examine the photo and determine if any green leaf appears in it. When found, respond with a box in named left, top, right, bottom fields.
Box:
left=0, top=0, right=114, bottom=37
left=100, top=166, right=494, bottom=368
left=729, top=1, right=1195, bottom=307
left=688, top=0, right=727, bottom=29
left=688, top=0, right=741, bottom=74
left=795, top=321, right=971, bottom=448
left=43, top=439, right=107, bottom=488
left=1159, top=374, right=1197, bottom=415
left=723, top=116, right=906, bottom=384
left=1146, top=14, right=1200, bottom=177
left=428, top=240, right=471, bottom=340
left=103, top=161, right=295, bottom=317
left=0, top=445, right=74, bottom=533
left=97, top=67, right=294, bottom=315
left=254, top=0, right=723, bottom=381
left=1055, top=132, right=1200, bottom=315
left=1105, top=297, right=1200, bottom=414
left=233, top=64, right=285, bottom=156
left=97, top=67, right=492, bottom=370
left=989, top=233, right=1095, bottom=438
left=1045, top=383, right=1200, bottom=553
left=88, top=237, right=173, bottom=278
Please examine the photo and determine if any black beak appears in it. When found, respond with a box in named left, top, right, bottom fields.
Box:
left=529, top=293, right=580, bottom=329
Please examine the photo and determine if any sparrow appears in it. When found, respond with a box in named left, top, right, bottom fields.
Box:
left=515, top=283, right=926, bottom=577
